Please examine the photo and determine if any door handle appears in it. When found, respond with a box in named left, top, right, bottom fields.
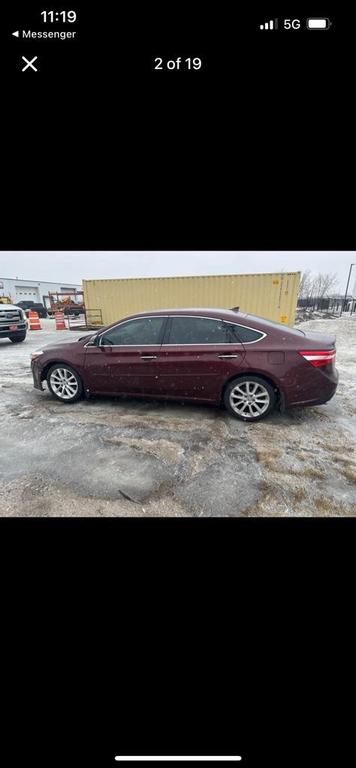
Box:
left=218, top=354, right=239, bottom=358
left=140, top=355, right=158, bottom=360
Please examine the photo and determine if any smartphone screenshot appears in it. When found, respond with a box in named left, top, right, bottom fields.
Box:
left=1, top=5, right=355, bottom=768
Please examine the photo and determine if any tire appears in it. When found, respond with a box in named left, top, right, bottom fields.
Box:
left=223, top=375, right=276, bottom=422
left=9, top=333, right=26, bottom=343
left=47, top=364, right=83, bottom=403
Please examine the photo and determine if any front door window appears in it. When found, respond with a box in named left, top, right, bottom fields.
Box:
left=100, top=316, right=165, bottom=346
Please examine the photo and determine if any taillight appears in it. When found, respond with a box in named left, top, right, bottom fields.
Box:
left=298, top=349, right=336, bottom=368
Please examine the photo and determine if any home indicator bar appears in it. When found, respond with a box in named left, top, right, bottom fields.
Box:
left=115, top=759, right=243, bottom=763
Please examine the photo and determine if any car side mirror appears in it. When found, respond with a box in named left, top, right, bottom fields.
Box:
left=86, top=334, right=100, bottom=346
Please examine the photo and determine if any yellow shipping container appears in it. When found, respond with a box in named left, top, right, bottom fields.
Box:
left=83, top=271, right=301, bottom=327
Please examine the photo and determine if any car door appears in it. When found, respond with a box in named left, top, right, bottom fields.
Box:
left=84, top=316, right=167, bottom=395
left=156, top=315, right=246, bottom=401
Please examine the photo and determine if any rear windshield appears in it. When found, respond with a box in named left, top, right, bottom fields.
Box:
left=244, top=313, right=305, bottom=336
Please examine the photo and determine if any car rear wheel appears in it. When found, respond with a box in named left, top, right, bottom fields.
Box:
left=9, top=333, right=26, bottom=343
left=47, top=364, right=83, bottom=403
left=224, top=376, right=275, bottom=421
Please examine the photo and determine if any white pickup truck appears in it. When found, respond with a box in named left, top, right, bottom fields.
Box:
left=0, top=303, right=28, bottom=343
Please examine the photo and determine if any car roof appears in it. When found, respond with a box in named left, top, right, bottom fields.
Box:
left=124, top=308, right=249, bottom=321
left=114, top=308, right=303, bottom=336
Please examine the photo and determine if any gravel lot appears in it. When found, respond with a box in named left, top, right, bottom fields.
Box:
left=1, top=316, right=356, bottom=516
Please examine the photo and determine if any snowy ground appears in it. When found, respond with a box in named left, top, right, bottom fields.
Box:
left=0, top=315, right=355, bottom=516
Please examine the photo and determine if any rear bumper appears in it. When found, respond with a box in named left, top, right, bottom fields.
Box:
left=287, top=368, right=339, bottom=407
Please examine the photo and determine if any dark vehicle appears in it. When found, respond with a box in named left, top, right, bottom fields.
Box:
left=63, top=306, right=81, bottom=316
left=45, top=290, right=84, bottom=317
left=17, top=301, right=48, bottom=318
left=0, top=303, right=27, bottom=343
left=31, top=308, right=338, bottom=421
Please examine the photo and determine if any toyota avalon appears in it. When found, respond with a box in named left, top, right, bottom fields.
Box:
left=30, top=308, right=338, bottom=422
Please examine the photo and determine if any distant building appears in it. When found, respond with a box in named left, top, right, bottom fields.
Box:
left=0, top=277, right=82, bottom=305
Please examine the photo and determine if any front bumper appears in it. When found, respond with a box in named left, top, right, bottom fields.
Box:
left=0, top=321, right=27, bottom=338
left=31, top=360, right=44, bottom=391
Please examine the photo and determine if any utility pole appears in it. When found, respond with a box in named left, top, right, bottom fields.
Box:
left=340, top=263, right=355, bottom=316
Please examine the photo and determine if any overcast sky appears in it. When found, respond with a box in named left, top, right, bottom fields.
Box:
left=1, top=251, right=355, bottom=291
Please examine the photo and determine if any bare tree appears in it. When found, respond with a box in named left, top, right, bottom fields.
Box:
left=298, top=271, right=339, bottom=307
left=310, top=272, right=339, bottom=298
left=299, top=270, right=313, bottom=298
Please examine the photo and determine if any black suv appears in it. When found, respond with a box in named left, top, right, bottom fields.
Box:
left=17, top=301, right=48, bottom=318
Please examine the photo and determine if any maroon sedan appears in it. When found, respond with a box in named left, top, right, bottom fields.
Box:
left=31, top=308, right=338, bottom=421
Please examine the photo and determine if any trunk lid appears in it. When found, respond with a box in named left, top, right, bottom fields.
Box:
left=299, top=330, right=336, bottom=349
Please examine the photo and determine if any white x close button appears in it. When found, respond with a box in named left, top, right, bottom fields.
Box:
left=21, top=56, right=38, bottom=72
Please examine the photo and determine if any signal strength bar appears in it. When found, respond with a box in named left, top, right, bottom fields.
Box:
left=260, top=19, right=278, bottom=30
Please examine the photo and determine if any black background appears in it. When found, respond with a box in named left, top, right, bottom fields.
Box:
left=1, top=4, right=356, bottom=767
left=2, top=3, right=354, bottom=249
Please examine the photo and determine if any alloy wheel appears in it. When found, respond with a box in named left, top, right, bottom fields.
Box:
left=229, top=380, right=270, bottom=418
left=50, top=368, right=79, bottom=400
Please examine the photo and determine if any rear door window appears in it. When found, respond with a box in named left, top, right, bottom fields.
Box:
left=167, top=317, right=231, bottom=344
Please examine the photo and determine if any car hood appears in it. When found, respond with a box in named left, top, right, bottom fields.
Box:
left=40, top=339, right=82, bottom=353
left=0, top=304, right=23, bottom=311
left=40, top=333, right=95, bottom=353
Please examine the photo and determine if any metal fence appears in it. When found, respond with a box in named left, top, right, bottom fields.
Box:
left=67, top=308, right=103, bottom=330
left=297, top=296, right=355, bottom=314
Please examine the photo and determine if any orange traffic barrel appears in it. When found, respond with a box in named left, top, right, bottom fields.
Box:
left=28, top=310, right=42, bottom=331
left=55, top=311, right=66, bottom=330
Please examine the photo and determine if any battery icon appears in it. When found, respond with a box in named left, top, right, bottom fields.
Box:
left=307, top=18, right=331, bottom=30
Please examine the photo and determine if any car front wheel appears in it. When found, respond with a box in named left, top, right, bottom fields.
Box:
left=47, top=364, right=83, bottom=403
left=224, top=376, right=275, bottom=422
left=9, top=333, right=26, bottom=343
